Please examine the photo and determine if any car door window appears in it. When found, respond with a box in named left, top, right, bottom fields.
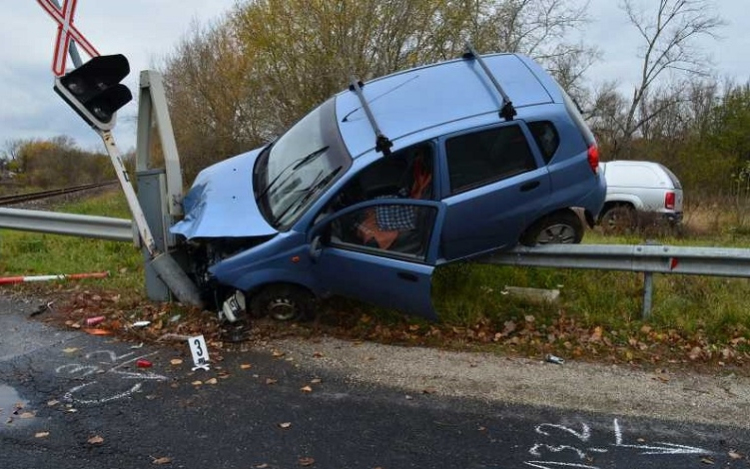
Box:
left=446, top=124, right=537, bottom=194
left=527, top=121, right=560, bottom=164
left=326, top=202, right=438, bottom=260
left=319, top=143, right=434, bottom=221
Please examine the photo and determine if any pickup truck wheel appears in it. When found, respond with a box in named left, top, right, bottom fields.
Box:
left=249, top=285, right=315, bottom=322
left=520, top=211, right=583, bottom=246
left=600, top=205, right=636, bottom=233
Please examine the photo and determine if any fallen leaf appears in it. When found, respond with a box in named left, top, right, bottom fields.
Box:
left=88, top=435, right=104, bottom=445
left=240, top=364, right=252, bottom=370
left=152, top=456, right=172, bottom=465
left=298, top=457, right=315, bottom=466
left=422, top=387, right=437, bottom=394
left=254, top=464, right=269, bottom=468
left=19, top=412, right=35, bottom=419
left=313, top=351, right=324, bottom=358
left=310, top=378, right=322, bottom=384
left=728, top=451, right=742, bottom=459
left=47, top=400, right=59, bottom=407
left=206, top=378, right=218, bottom=385
left=35, top=432, right=50, bottom=438
left=272, top=350, right=285, bottom=358
left=278, top=422, right=292, bottom=429
left=83, top=328, right=112, bottom=336
left=170, top=359, right=183, bottom=366
left=265, top=378, right=278, bottom=385
left=191, top=381, right=203, bottom=386
left=300, top=385, right=313, bottom=393
left=700, top=457, right=714, bottom=464
left=62, top=347, right=79, bottom=354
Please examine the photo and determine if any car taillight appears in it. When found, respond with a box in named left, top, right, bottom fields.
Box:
left=665, top=191, right=675, bottom=210
left=587, top=144, right=599, bottom=173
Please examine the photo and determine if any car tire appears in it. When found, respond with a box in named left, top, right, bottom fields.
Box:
left=249, top=284, right=316, bottom=322
left=520, top=211, right=583, bottom=246
left=599, top=205, right=636, bottom=234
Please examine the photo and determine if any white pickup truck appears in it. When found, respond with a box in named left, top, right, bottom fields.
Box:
left=599, top=160, right=683, bottom=231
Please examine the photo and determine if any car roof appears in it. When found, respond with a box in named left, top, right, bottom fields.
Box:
left=335, top=53, right=560, bottom=158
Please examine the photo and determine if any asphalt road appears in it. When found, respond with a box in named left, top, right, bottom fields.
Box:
left=1, top=294, right=747, bottom=469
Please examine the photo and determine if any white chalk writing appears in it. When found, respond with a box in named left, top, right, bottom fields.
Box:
left=56, top=349, right=168, bottom=405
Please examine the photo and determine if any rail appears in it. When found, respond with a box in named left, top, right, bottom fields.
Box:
left=0, top=181, right=117, bottom=206
left=481, top=243, right=750, bottom=319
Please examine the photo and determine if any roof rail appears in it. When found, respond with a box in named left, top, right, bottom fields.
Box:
left=349, top=77, right=393, bottom=155
left=462, top=43, right=517, bottom=121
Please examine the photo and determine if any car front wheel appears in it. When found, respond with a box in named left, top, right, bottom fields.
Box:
left=519, top=211, right=583, bottom=246
left=249, top=284, right=316, bottom=321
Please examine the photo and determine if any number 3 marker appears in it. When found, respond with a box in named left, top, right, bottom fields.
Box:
left=188, top=335, right=210, bottom=371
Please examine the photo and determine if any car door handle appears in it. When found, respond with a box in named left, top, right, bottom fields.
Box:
left=520, top=181, right=540, bottom=192
left=397, top=272, right=419, bottom=282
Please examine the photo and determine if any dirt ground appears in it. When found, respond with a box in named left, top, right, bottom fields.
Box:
left=261, top=335, right=750, bottom=429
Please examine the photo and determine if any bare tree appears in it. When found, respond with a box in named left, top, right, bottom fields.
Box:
left=612, top=0, right=724, bottom=157
left=162, top=0, right=596, bottom=180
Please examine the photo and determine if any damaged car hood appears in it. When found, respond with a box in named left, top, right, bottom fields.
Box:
left=170, top=148, right=277, bottom=240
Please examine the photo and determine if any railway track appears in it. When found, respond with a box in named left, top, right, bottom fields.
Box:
left=0, top=181, right=118, bottom=206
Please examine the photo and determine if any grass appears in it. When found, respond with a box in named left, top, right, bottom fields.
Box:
left=0, top=190, right=144, bottom=294
left=1, top=189, right=749, bottom=368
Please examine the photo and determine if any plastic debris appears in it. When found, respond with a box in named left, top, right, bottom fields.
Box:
left=132, top=321, right=151, bottom=328
left=83, top=328, right=112, bottom=336
left=136, top=359, right=152, bottom=368
left=29, top=301, right=55, bottom=317
left=545, top=354, right=565, bottom=365
left=85, top=316, right=106, bottom=326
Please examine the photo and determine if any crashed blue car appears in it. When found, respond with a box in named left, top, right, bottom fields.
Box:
left=171, top=48, right=605, bottom=321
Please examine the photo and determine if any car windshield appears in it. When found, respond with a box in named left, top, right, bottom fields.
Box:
left=255, top=98, right=350, bottom=229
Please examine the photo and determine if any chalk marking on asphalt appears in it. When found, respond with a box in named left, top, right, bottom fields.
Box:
left=535, top=423, right=591, bottom=442
left=525, top=461, right=600, bottom=469
left=63, top=381, right=143, bottom=405
left=529, top=444, right=587, bottom=459
left=57, top=349, right=167, bottom=405
left=611, top=418, right=713, bottom=455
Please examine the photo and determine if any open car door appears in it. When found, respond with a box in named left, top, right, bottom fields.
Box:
left=309, top=199, right=446, bottom=320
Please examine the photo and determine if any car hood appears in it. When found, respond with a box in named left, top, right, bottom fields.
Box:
left=170, top=148, right=277, bottom=240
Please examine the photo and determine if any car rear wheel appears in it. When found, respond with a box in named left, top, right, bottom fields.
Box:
left=249, top=284, right=316, bottom=321
left=599, top=205, right=636, bottom=234
left=520, top=211, right=583, bottom=246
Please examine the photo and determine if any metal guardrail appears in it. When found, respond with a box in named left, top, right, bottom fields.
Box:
left=481, top=243, right=750, bottom=319
left=0, top=207, right=136, bottom=243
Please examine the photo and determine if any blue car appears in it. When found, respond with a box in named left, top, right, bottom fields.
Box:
left=171, top=48, right=605, bottom=321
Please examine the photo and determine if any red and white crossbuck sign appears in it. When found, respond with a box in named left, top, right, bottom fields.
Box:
left=36, top=0, right=99, bottom=76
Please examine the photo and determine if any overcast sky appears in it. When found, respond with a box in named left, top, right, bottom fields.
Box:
left=2, top=0, right=748, bottom=154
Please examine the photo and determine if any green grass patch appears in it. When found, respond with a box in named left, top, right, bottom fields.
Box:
left=0, top=190, right=143, bottom=293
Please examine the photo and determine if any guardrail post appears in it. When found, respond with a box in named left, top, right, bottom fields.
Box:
left=642, top=271, right=654, bottom=320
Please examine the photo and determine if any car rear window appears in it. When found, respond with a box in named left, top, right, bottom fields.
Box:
left=527, top=121, right=559, bottom=164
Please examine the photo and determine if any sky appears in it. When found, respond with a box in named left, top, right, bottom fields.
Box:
left=1, top=0, right=749, bottom=154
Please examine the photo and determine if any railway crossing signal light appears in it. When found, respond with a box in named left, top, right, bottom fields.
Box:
left=54, top=54, right=133, bottom=131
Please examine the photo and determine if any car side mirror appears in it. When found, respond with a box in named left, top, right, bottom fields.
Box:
left=309, top=235, right=323, bottom=262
